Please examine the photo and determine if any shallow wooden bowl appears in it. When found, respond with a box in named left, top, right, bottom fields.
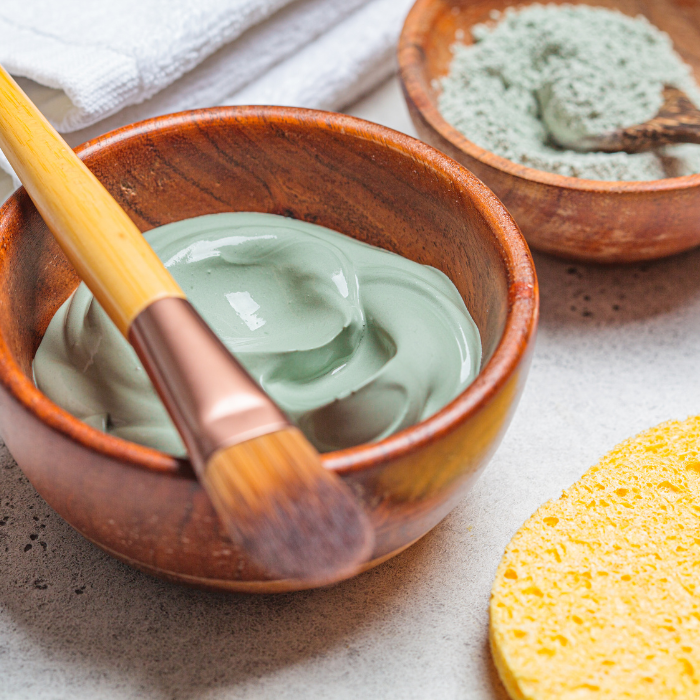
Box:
left=399, top=0, right=700, bottom=263
left=0, top=107, right=538, bottom=592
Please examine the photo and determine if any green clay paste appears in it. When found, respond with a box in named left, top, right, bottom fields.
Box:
left=33, top=212, right=482, bottom=454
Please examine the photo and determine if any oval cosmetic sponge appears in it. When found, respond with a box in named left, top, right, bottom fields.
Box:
left=490, top=416, right=700, bottom=700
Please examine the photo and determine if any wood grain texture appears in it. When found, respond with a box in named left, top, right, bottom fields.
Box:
left=0, top=66, right=184, bottom=335
left=398, top=0, right=700, bottom=263
left=0, top=107, right=538, bottom=592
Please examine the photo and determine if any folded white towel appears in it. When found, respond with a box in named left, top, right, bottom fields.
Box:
left=0, top=0, right=297, bottom=131
left=65, top=0, right=371, bottom=146
left=0, top=0, right=414, bottom=201
left=226, top=0, right=414, bottom=112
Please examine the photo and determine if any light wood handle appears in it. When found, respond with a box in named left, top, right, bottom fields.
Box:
left=0, top=65, right=184, bottom=336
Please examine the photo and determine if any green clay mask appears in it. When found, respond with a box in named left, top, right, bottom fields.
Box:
left=33, top=213, right=482, bottom=454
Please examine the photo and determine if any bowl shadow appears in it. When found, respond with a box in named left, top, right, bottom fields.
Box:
left=533, top=246, right=700, bottom=329
left=0, top=442, right=445, bottom=698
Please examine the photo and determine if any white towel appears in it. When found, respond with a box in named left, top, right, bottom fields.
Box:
left=1, top=0, right=297, bottom=131
left=226, top=0, right=414, bottom=112
left=0, top=0, right=413, bottom=201
left=65, top=0, right=374, bottom=145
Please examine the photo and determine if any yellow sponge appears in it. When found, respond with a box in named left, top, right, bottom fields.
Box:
left=490, top=416, right=700, bottom=700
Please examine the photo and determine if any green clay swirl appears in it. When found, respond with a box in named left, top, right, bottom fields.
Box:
left=33, top=213, right=481, bottom=454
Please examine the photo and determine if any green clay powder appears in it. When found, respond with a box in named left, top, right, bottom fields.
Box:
left=33, top=212, right=482, bottom=455
left=439, top=3, right=700, bottom=181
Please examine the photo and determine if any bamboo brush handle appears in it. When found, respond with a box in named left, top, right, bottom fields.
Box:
left=0, top=66, right=184, bottom=336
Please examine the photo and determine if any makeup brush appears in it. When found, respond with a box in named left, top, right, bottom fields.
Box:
left=0, top=65, right=373, bottom=583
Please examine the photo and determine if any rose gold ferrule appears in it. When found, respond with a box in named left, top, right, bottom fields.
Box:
left=129, top=297, right=289, bottom=474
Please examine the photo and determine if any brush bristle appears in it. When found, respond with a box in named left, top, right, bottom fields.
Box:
left=202, top=427, right=374, bottom=583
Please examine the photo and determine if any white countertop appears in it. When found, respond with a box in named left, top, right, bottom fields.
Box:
left=3, top=76, right=700, bottom=700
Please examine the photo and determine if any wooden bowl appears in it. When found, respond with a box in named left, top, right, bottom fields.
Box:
left=399, top=0, right=700, bottom=263
left=0, top=107, right=538, bottom=592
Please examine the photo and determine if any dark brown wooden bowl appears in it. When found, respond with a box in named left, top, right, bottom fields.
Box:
left=399, top=0, right=700, bottom=263
left=0, top=107, right=538, bottom=592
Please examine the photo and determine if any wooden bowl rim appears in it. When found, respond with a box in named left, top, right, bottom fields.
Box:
left=398, top=0, right=700, bottom=194
left=0, top=105, right=538, bottom=477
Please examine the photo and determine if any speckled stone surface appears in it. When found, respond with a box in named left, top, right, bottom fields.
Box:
left=3, top=77, right=700, bottom=699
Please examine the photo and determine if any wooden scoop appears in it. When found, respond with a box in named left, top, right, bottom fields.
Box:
left=0, top=65, right=373, bottom=584
left=578, top=86, right=700, bottom=154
